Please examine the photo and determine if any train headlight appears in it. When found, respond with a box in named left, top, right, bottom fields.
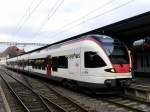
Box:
left=110, top=68, right=115, bottom=72
left=104, top=68, right=115, bottom=73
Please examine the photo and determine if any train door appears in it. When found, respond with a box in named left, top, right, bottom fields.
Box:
left=47, top=56, right=51, bottom=77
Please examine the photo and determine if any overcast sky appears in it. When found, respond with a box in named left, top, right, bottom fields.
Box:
left=0, top=0, right=150, bottom=52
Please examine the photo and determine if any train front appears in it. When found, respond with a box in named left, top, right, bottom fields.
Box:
left=94, top=35, right=132, bottom=88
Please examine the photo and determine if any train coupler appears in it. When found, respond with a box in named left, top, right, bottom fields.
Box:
left=119, top=79, right=133, bottom=87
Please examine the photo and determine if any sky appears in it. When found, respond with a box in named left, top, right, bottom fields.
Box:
left=0, top=0, right=150, bottom=52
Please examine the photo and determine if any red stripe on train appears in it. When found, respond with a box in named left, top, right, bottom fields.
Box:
left=113, top=64, right=130, bottom=73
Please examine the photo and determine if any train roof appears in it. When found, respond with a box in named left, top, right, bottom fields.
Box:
left=15, top=34, right=85, bottom=57
left=12, top=34, right=114, bottom=58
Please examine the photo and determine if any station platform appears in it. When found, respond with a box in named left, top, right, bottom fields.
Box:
left=0, top=85, right=10, bottom=112
left=124, top=77, right=150, bottom=102
left=132, top=77, right=150, bottom=86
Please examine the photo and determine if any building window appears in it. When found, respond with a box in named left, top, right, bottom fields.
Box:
left=58, top=56, right=68, bottom=68
left=84, top=51, right=106, bottom=68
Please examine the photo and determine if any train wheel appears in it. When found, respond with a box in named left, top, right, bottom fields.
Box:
left=62, top=79, right=78, bottom=91
left=68, top=80, right=78, bottom=91
left=62, top=79, right=68, bottom=87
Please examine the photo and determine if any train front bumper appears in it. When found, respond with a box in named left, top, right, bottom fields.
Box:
left=104, top=78, right=132, bottom=87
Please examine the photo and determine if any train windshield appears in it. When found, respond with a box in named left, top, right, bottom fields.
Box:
left=93, top=35, right=129, bottom=64
left=103, top=42, right=129, bottom=64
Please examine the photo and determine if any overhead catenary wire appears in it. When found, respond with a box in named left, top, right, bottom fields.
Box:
left=47, top=0, right=136, bottom=38
left=0, top=42, right=48, bottom=46
left=14, top=0, right=45, bottom=36
left=43, top=0, right=115, bottom=37
left=33, top=0, right=64, bottom=38
left=14, top=0, right=36, bottom=33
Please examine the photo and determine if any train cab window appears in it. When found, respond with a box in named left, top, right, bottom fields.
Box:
left=58, top=56, right=68, bottom=68
left=52, top=57, right=58, bottom=71
left=84, top=51, right=106, bottom=68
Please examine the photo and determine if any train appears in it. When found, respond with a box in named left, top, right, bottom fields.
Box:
left=132, top=37, right=150, bottom=76
left=1, top=34, right=132, bottom=92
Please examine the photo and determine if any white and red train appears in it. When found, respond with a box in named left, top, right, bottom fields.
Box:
left=1, top=34, right=132, bottom=91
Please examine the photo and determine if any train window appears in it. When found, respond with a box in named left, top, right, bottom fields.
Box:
left=24, top=60, right=25, bottom=66
left=58, top=56, right=68, bottom=68
left=41, top=58, right=46, bottom=70
left=42, top=65, right=46, bottom=70
left=108, top=46, right=129, bottom=64
left=40, top=58, right=45, bottom=70
left=31, top=59, right=36, bottom=69
left=102, top=40, right=129, bottom=64
left=26, top=60, right=28, bottom=66
left=84, top=51, right=106, bottom=68
left=28, top=59, right=33, bottom=66
left=35, top=59, right=40, bottom=69
left=34, top=59, right=43, bottom=70
left=28, top=60, right=31, bottom=66
left=32, top=60, right=35, bottom=66
left=19, top=60, right=23, bottom=66
left=52, top=57, right=58, bottom=71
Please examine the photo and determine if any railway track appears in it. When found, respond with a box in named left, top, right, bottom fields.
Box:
left=49, top=83, right=150, bottom=112
left=21, top=74, right=91, bottom=112
left=99, top=95, right=150, bottom=112
left=0, top=70, right=51, bottom=112
left=20, top=73, right=150, bottom=112
left=0, top=69, right=73, bottom=112
left=1, top=69, right=90, bottom=112
left=2, top=68, right=150, bottom=112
